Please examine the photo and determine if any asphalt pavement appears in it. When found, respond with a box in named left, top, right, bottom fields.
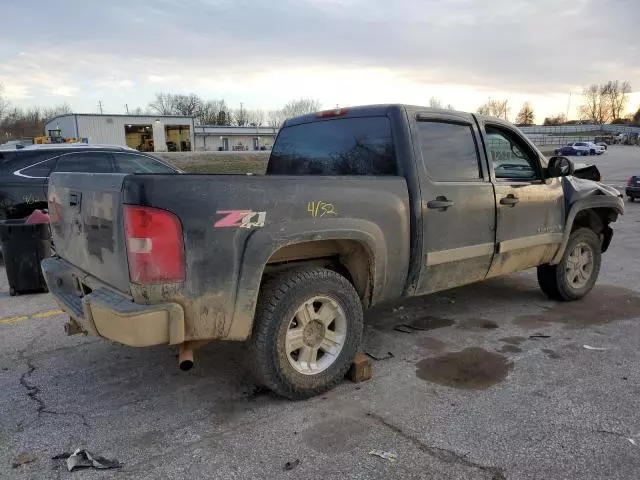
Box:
left=1, top=146, right=639, bottom=479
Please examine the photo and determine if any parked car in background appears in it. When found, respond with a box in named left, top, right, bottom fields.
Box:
left=568, top=142, right=595, bottom=155
left=626, top=176, right=640, bottom=202
left=585, top=142, right=605, bottom=155
left=596, top=142, right=608, bottom=151
left=555, top=145, right=587, bottom=156
left=0, top=144, right=180, bottom=221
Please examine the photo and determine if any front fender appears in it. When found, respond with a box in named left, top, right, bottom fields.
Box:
left=226, top=218, right=392, bottom=340
left=550, top=195, right=624, bottom=265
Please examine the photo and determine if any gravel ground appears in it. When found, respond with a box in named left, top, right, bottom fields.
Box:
left=0, top=146, right=638, bottom=479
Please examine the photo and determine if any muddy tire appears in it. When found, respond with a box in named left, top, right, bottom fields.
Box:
left=537, top=228, right=601, bottom=301
left=250, top=267, right=363, bottom=399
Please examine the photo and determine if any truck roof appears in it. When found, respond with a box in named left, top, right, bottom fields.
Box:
left=283, top=104, right=514, bottom=129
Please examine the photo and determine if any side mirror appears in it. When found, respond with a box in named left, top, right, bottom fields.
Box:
left=547, top=156, right=575, bottom=178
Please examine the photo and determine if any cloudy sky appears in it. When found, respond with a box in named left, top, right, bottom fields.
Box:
left=1, top=0, right=638, bottom=121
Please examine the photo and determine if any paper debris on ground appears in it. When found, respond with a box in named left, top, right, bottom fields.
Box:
left=65, top=449, right=121, bottom=472
left=369, top=450, right=398, bottom=463
left=583, top=345, right=607, bottom=351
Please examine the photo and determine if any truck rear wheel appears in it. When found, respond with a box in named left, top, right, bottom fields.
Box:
left=250, top=267, right=363, bottom=399
left=537, top=228, right=601, bottom=301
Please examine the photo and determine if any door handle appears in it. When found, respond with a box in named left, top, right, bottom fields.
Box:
left=500, top=194, right=519, bottom=206
left=427, top=196, right=454, bottom=211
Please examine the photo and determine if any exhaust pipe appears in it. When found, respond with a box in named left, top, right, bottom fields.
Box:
left=178, top=340, right=209, bottom=371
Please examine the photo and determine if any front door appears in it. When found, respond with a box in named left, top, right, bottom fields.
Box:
left=412, top=112, right=497, bottom=295
left=480, top=121, right=564, bottom=277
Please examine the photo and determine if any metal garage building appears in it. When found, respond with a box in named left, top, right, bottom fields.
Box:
left=45, top=114, right=279, bottom=152
left=45, top=114, right=196, bottom=152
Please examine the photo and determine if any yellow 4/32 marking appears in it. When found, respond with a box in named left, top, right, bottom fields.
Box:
left=0, top=309, right=63, bottom=326
left=307, top=201, right=337, bottom=218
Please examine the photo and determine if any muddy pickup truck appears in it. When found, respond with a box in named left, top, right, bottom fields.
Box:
left=42, top=105, right=624, bottom=399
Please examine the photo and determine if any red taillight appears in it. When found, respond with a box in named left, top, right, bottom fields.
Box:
left=124, top=205, right=184, bottom=284
left=317, top=107, right=348, bottom=118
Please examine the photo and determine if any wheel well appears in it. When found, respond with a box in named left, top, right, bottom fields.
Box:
left=571, top=208, right=617, bottom=252
left=571, top=209, right=604, bottom=234
left=264, top=240, right=373, bottom=306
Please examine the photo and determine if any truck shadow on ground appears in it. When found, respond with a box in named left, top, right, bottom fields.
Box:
left=21, top=273, right=640, bottom=438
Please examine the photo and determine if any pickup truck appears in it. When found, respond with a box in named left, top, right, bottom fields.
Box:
left=42, top=105, right=624, bottom=399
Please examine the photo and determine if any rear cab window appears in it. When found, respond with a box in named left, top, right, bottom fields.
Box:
left=267, top=116, right=397, bottom=175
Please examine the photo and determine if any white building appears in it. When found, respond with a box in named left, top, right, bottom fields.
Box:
left=45, top=114, right=279, bottom=153
left=194, top=125, right=278, bottom=151
left=45, top=114, right=195, bottom=152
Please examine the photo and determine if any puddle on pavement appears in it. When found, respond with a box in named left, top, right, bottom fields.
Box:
left=541, top=348, right=561, bottom=359
left=513, top=285, right=640, bottom=329
left=416, top=336, right=448, bottom=352
left=499, top=345, right=522, bottom=354
left=407, top=315, right=455, bottom=331
left=457, top=318, right=499, bottom=330
left=499, top=336, right=527, bottom=345
left=415, top=347, right=513, bottom=389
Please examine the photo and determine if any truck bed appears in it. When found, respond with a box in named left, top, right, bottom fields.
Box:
left=47, top=172, right=411, bottom=340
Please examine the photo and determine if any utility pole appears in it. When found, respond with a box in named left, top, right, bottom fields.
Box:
left=125, top=104, right=129, bottom=115
left=566, top=92, right=572, bottom=120
left=98, top=100, right=104, bottom=115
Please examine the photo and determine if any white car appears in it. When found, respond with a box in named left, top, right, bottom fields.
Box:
left=585, top=142, right=605, bottom=155
left=566, top=142, right=592, bottom=155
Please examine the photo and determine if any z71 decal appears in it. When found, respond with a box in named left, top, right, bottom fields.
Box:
left=214, top=210, right=266, bottom=229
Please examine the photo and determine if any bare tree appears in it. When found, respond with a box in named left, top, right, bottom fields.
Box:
left=543, top=113, right=567, bottom=126
left=173, top=94, right=203, bottom=117
left=515, top=102, right=535, bottom=125
left=248, top=109, right=266, bottom=127
left=267, top=109, right=286, bottom=128
left=43, top=103, right=72, bottom=121
left=428, top=97, right=443, bottom=109
left=602, top=80, right=632, bottom=121
left=129, top=106, right=149, bottom=115
left=215, top=101, right=231, bottom=126
left=282, top=98, right=322, bottom=118
left=195, top=100, right=220, bottom=125
left=477, top=98, right=510, bottom=120
left=445, top=104, right=455, bottom=111
left=233, top=103, right=249, bottom=126
left=148, top=92, right=177, bottom=115
left=633, top=106, right=640, bottom=126
left=579, top=84, right=611, bottom=124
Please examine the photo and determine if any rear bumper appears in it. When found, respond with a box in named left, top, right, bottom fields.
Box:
left=42, top=257, right=185, bottom=347
left=625, top=187, right=640, bottom=197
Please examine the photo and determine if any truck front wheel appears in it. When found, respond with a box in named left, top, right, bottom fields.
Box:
left=250, top=267, right=363, bottom=399
left=537, top=228, right=601, bottom=301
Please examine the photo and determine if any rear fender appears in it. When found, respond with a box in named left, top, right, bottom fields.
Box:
left=226, top=218, right=388, bottom=340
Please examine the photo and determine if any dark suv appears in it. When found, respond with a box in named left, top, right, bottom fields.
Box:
left=0, top=144, right=179, bottom=220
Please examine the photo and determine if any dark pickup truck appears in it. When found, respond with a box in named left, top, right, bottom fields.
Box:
left=43, top=105, right=624, bottom=399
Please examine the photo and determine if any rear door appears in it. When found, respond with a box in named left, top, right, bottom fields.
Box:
left=479, top=121, right=564, bottom=277
left=410, top=111, right=497, bottom=295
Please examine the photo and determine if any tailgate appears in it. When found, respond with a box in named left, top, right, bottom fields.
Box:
left=48, top=172, right=131, bottom=293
